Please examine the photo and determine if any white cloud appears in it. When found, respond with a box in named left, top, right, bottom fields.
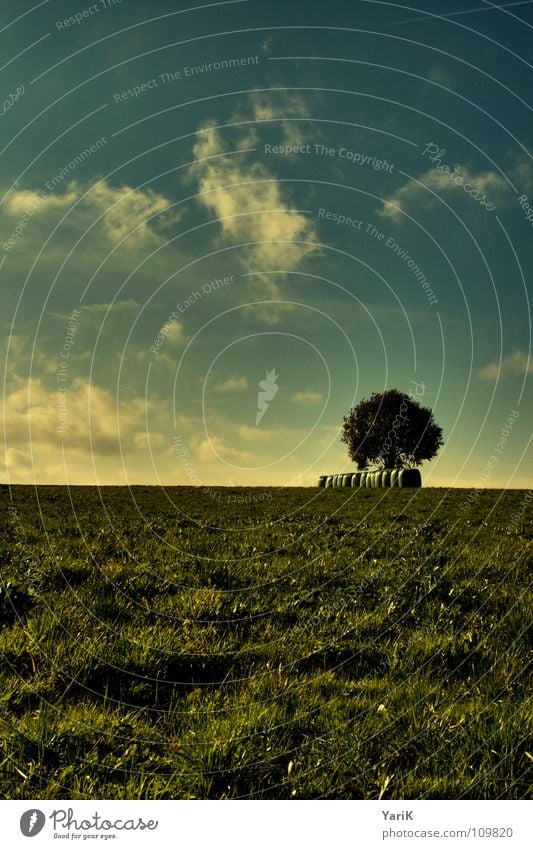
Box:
left=380, top=165, right=508, bottom=221
left=478, top=349, right=533, bottom=380
left=214, top=376, right=248, bottom=392
left=236, top=424, right=273, bottom=443
left=69, top=299, right=142, bottom=317
left=427, top=68, right=454, bottom=86
left=245, top=90, right=317, bottom=149
left=0, top=370, right=339, bottom=484
left=133, top=431, right=167, bottom=449
left=189, top=95, right=318, bottom=293
left=5, top=187, right=78, bottom=215
left=0, top=372, right=176, bottom=484
left=2, top=377, right=147, bottom=456
left=511, top=156, right=533, bottom=193
left=173, top=413, right=200, bottom=431
left=196, top=435, right=253, bottom=462
left=2, top=179, right=177, bottom=248
left=163, top=319, right=186, bottom=346
left=291, top=390, right=323, bottom=404
left=87, top=180, right=172, bottom=243
left=191, top=126, right=316, bottom=271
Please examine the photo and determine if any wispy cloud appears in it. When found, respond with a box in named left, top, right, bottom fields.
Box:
left=191, top=127, right=316, bottom=272
left=380, top=165, right=508, bottom=221
left=2, top=377, right=147, bottom=455
left=196, top=435, right=253, bottom=462
left=236, top=423, right=273, bottom=443
left=214, top=376, right=249, bottom=392
left=5, top=186, right=78, bottom=215
left=245, top=90, right=320, bottom=150
left=2, top=179, right=178, bottom=248
left=512, top=156, right=533, bottom=193
left=291, top=390, right=323, bottom=404
left=87, top=180, right=174, bottom=244
left=162, top=320, right=186, bottom=346
left=478, top=349, right=533, bottom=380
left=0, top=374, right=165, bottom=484
left=189, top=96, right=318, bottom=292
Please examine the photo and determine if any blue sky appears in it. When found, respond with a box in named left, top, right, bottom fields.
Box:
left=1, top=0, right=531, bottom=486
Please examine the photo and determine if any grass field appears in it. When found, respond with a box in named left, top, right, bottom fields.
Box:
left=0, top=484, right=531, bottom=799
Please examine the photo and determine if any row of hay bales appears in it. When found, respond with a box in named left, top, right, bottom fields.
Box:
left=318, top=469, right=422, bottom=488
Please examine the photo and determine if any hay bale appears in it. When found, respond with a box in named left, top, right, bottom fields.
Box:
left=318, top=468, right=421, bottom=489
left=398, top=468, right=422, bottom=487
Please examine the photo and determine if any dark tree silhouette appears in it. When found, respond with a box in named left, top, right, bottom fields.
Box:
left=341, top=388, right=443, bottom=470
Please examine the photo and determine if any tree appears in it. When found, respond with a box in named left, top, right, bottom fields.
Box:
left=341, top=388, right=443, bottom=470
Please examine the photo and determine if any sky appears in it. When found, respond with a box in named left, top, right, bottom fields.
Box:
left=1, top=0, right=531, bottom=488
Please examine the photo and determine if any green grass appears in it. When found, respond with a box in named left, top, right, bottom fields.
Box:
left=0, top=484, right=531, bottom=799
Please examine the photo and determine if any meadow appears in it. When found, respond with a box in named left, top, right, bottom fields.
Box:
left=0, top=484, right=531, bottom=799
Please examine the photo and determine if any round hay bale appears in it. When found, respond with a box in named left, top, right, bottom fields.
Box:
left=359, top=472, right=367, bottom=487
left=325, top=475, right=333, bottom=487
left=351, top=472, right=361, bottom=487
left=373, top=471, right=382, bottom=487
left=366, top=473, right=373, bottom=487
left=381, top=470, right=391, bottom=487
left=398, top=468, right=422, bottom=488
left=343, top=474, right=352, bottom=487
left=390, top=470, right=400, bottom=487
left=318, top=476, right=327, bottom=487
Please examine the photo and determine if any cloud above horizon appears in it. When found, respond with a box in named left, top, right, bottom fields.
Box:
left=478, top=349, right=533, bottom=380
left=291, top=390, right=323, bottom=404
